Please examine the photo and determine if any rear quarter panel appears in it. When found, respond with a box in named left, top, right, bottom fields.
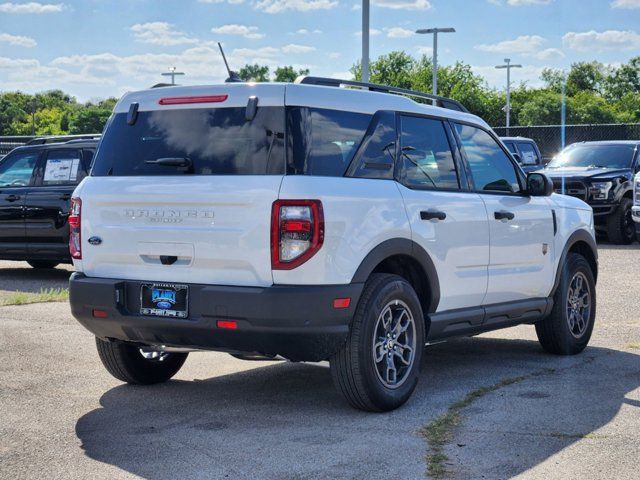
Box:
left=274, top=176, right=410, bottom=285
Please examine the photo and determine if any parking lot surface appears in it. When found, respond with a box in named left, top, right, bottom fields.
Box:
left=1, top=245, right=639, bottom=480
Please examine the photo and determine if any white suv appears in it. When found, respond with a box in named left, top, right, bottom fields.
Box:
left=69, top=77, right=598, bottom=411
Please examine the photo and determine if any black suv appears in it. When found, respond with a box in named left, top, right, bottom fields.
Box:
left=542, top=141, right=640, bottom=244
left=0, top=139, right=98, bottom=268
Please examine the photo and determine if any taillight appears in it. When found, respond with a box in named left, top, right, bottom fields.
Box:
left=271, top=200, right=324, bottom=270
left=69, top=197, right=82, bottom=259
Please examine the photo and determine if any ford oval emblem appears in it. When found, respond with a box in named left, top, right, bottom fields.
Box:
left=88, top=236, right=102, bottom=246
left=156, top=301, right=172, bottom=310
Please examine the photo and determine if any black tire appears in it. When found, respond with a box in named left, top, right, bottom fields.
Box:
left=536, top=253, right=596, bottom=355
left=28, top=260, right=59, bottom=269
left=606, top=197, right=636, bottom=245
left=330, top=274, right=425, bottom=412
left=95, top=337, right=188, bottom=384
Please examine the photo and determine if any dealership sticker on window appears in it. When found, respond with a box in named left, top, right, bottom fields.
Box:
left=44, top=158, right=80, bottom=182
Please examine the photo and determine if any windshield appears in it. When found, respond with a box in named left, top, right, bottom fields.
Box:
left=547, top=144, right=636, bottom=170
left=92, top=107, right=285, bottom=176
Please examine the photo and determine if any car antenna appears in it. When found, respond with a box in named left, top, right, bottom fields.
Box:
left=218, top=42, right=242, bottom=83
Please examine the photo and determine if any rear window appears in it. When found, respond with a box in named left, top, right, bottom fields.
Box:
left=92, top=107, right=285, bottom=176
left=287, top=107, right=371, bottom=176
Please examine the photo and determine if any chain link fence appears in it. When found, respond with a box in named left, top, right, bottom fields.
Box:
left=0, top=136, right=35, bottom=155
left=493, top=124, right=640, bottom=162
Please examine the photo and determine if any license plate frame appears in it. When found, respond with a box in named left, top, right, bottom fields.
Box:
left=140, top=283, right=189, bottom=319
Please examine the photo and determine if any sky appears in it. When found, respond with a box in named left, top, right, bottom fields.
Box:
left=0, top=0, right=639, bottom=101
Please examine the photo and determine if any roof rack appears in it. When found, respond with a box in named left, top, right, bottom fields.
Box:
left=295, top=76, right=469, bottom=113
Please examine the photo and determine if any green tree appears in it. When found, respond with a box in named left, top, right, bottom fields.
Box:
left=239, top=64, right=270, bottom=82
left=69, top=106, right=112, bottom=134
left=566, top=61, right=606, bottom=96
left=567, top=91, right=617, bottom=124
left=604, top=56, right=640, bottom=101
left=273, top=66, right=309, bottom=82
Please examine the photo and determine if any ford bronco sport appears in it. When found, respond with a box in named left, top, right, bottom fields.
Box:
left=69, top=78, right=598, bottom=412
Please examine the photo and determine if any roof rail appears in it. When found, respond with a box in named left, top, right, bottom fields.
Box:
left=295, top=76, right=469, bottom=113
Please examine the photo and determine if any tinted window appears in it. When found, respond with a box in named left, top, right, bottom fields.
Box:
left=517, top=142, right=539, bottom=166
left=400, top=116, right=458, bottom=190
left=348, top=111, right=396, bottom=180
left=503, top=141, right=517, bottom=154
left=288, top=107, right=371, bottom=176
left=547, top=144, right=635, bottom=170
left=92, top=107, right=285, bottom=176
left=0, top=150, right=38, bottom=187
left=42, top=149, right=84, bottom=186
left=455, top=123, right=520, bottom=193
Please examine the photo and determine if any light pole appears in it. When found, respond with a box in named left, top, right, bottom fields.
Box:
left=415, top=27, right=455, bottom=99
left=162, top=66, right=185, bottom=85
left=362, top=0, right=370, bottom=83
left=495, top=58, right=522, bottom=129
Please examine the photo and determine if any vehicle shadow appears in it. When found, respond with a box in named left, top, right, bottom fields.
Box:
left=74, top=337, right=640, bottom=480
left=0, top=264, right=72, bottom=294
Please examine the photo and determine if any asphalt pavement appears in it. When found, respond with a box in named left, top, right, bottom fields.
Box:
left=0, top=245, right=638, bottom=479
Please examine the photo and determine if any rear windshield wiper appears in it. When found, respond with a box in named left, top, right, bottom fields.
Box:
left=145, top=157, right=192, bottom=168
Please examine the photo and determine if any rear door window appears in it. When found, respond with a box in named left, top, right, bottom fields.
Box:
left=287, top=107, right=371, bottom=176
left=42, top=149, right=84, bottom=186
left=347, top=111, right=396, bottom=180
left=517, top=142, right=540, bottom=166
left=503, top=141, right=517, bottom=154
left=92, top=107, right=285, bottom=176
left=399, top=115, right=459, bottom=190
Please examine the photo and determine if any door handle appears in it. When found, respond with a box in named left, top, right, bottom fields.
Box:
left=5, top=194, right=21, bottom=202
left=59, top=194, right=71, bottom=200
left=494, top=210, right=515, bottom=221
left=420, top=210, right=447, bottom=221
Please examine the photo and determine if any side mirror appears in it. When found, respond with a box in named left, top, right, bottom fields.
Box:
left=512, top=153, right=523, bottom=164
left=527, top=172, right=553, bottom=197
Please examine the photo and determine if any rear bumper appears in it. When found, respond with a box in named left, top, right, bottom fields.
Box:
left=69, top=273, right=363, bottom=362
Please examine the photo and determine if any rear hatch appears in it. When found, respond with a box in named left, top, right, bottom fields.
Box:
left=76, top=84, right=286, bottom=287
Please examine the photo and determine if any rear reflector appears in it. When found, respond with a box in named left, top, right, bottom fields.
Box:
left=92, top=309, right=108, bottom=318
left=217, top=320, right=238, bottom=330
left=158, top=94, right=228, bottom=105
left=333, top=298, right=351, bottom=309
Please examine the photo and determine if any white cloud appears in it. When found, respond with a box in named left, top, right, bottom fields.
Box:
left=384, top=27, right=414, bottom=38
left=212, top=24, right=264, bottom=39
left=0, top=2, right=64, bottom=13
left=293, top=28, right=322, bottom=34
left=563, top=29, right=640, bottom=51
left=475, top=35, right=546, bottom=54
left=282, top=43, right=316, bottom=53
left=254, top=0, right=338, bottom=13
left=0, top=32, right=37, bottom=47
left=130, top=22, right=199, bottom=46
left=535, top=47, right=564, bottom=60
left=198, top=0, right=245, bottom=4
left=488, top=0, right=552, bottom=5
left=353, top=29, right=382, bottom=37
left=611, top=0, right=640, bottom=8
left=328, top=52, right=341, bottom=59
left=416, top=45, right=433, bottom=56
left=372, top=0, right=431, bottom=9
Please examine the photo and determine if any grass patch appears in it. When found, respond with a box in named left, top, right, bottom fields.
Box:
left=626, top=342, right=640, bottom=350
left=419, top=368, right=555, bottom=479
left=0, top=287, right=69, bottom=306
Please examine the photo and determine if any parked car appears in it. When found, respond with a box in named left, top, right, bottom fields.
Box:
left=69, top=78, right=597, bottom=412
left=500, top=136, right=544, bottom=173
left=0, top=139, right=98, bottom=268
left=542, top=141, right=639, bottom=244
left=633, top=172, right=640, bottom=232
